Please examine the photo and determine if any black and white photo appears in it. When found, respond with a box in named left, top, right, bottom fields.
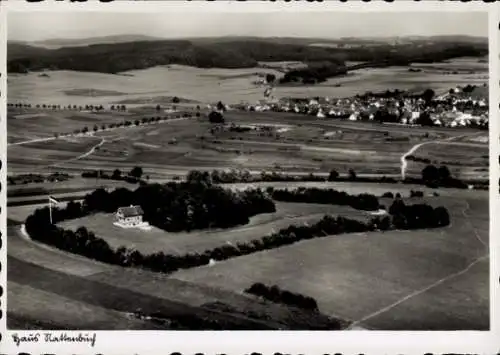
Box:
left=1, top=2, right=498, bottom=354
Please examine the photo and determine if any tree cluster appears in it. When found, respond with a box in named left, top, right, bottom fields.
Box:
left=270, top=187, right=381, bottom=212
left=81, top=182, right=275, bottom=232
left=245, top=283, right=319, bottom=312
left=8, top=172, right=71, bottom=186
left=388, top=198, right=450, bottom=229
left=409, top=190, right=424, bottom=198
left=421, top=164, right=467, bottom=188
left=81, top=167, right=145, bottom=184
left=208, top=111, right=224, bottom=124
left=279, top=62, right=348, bottom=85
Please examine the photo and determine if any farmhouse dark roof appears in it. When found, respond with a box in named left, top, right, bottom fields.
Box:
left=117, top=205, right=144, bottom=217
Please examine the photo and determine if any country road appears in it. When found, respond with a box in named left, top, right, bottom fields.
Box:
left=7, top=116, right=190, bottom=147
left=48, top=137, right=107, bottom=169
left=400, top=132, right=485, bottom=180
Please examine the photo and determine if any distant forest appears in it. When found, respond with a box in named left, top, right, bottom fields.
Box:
left=7, top=37, right=488, bottom=83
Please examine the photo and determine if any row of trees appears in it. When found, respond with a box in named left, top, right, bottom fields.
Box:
left=382, top=190, right=426, bottom=199
left=421, top=164, right=468, bottom=188
left=7, top=172, right=71, bottom=186
left=64, top=113, right=190, bottom=137
left=186, top=167, right=480, bottom=190
left=388, top=198, right=450, bottom=229
left=81, top=166, right=145, bottom=184
left=185, top=169, right=360, bottom=185
left=8, top=102, right=127, bottom=111
left=245, top=283, right=319, bottom=312
left=270, top=187, right=381, bottom=212
left=25, top=197, right=450, bottom=276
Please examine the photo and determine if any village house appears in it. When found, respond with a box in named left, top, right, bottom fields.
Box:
left=115, top=205, right=144, bottom=227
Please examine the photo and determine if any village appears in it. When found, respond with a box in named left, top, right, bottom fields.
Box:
left=231, top=83, right=488, bottom=129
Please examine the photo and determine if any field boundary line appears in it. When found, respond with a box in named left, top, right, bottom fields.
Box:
left=462, top=200, right=487, bottom=248
left=48, top=137, right=107, bottom=169
left=350, top=253, right=489, bottom=328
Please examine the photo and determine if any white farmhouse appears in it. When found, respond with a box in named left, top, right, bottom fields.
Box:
left=115, top=205, right=144, bottom=227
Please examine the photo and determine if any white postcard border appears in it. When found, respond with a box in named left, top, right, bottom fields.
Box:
left=0, top=1, right=498, bottom=354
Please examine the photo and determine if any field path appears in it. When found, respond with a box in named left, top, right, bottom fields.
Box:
left=400, top=132, right=484, bottom=180
left=349, top=254, right=489, bottom=329
left=348, top=196, right=488, bottom=328
left=48, top=137, right=107, bottom=169
left=8, top=136, right=56, bottom=146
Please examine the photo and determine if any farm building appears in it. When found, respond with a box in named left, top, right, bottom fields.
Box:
left=115, top=205, right=144, bottom=227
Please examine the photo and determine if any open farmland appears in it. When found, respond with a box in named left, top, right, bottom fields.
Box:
left=8, top=56, right=487, bottom=107
left=173, top=190, right=489, bottom=330
left=58, top=202, right=372, bottom=255
left=7, top=220, right=349, bottom=330
left=8, top=281, right=160, bottom=330
left=405, top=139, right=489, bottom=180
left=6, top=31, right=490, bottom=333
left=8, top=108, right=487, bottom=180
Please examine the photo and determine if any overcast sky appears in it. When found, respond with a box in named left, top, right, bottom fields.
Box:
left=8, top=11, right=488, bottom=42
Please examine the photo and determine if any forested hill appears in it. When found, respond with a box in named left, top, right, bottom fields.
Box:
left=7, top=37, right=487, bottom=74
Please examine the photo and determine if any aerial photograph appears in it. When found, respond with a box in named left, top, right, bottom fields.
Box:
left=6, top=10, right=490, bottom=330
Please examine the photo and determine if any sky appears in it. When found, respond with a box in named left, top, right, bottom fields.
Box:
left=8, top=11, right=488, bottom=42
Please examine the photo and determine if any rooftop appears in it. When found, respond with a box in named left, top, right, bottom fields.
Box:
left=117, top=205, right=144, bottom=217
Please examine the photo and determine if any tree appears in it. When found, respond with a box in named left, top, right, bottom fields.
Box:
left=156, top=104, right=161, bottom=112
left=187, top=170, right=212, bottom=184
left=438, top=165, right=451, bottom=182
left=416, top=111, right=434, bottom=127
left=172, top=97, right=180, bottom=104
left=389, top=198, right=406, bottom=216
left=328, top=169, right=339, bottom=182
left=348, top=169, right=357, bottom=181
left=422, top=88, right=435, bottom=105
left=422, top=165, right=439, bottom=185
left=216, top=101, right=226, bottom=112
left=266, top=73, right=276, bottom=84
left=434, top=206, right=450, bottom=227
left=129, top=166, right=143, bottom=179
left=112, top=169, right=122, bottom=179
left=208, top=111, right=224, bottom=124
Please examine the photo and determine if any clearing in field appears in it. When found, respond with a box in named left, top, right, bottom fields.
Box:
left=58, top=202, right=371, bottom=255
